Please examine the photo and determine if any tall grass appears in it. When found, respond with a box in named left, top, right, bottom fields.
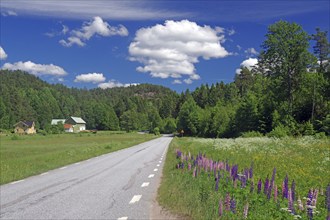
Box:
left=0, top=132, right=156, bottom=184
left=158, top=136, right=330, bottom=219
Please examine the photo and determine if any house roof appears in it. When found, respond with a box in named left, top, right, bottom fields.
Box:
left=69, top=116, right=86, bottom=124
left=51, top=119, right=66, bottom=125
left=14, top=121, right=34, bottom=128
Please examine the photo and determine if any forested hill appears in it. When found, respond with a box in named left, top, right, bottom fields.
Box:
left=0, top=70, right=180, bottom=132
left=1, top=21, right=329, bottom=137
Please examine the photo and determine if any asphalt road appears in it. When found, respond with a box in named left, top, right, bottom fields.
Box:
left=0, top=136, right=173, bottom=220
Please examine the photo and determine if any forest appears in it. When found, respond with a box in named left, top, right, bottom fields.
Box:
left=0, top=21, right=329, bottom=137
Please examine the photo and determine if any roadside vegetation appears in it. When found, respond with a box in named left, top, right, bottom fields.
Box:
left=158, top=136, right=330, bottom=219
left=0, top=131, right=156, bottom=185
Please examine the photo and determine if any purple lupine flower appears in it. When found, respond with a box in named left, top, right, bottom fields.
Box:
left=226, top=160, right=230, bottom=172
left=241, top=176, right=247, bottom=188
left=193, top=167, right=196, bottom=177
left=215, top=177, right=219, bottom=191
left=250, top=179, right=254, bottom=193
left=283, top=174, right=289, bottom=199
left=249, top=162, right=254, bottom=179
left=243, top=203, right=249, bottom=219
left=326, top=184, right=330, bottom=212
left=218, top=198, right=223, bottom=217
left=264, top=176, right=269, bottom=195
left=231, top=165, right=238, bottom=181
left=257, top=179, right=262, bottom=194
left=307, top=189, right=313, bottom=220
left=176, top=150, right=182, bottom=159
left=225, top=193, right=231, bottom=211
left=291, top=180, right=296, bottom=202
left=188, top=163, right=191, bottom=171
left=230, top=197, right=236, bottom=214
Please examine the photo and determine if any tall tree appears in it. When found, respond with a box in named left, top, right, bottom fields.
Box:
left=258, top=21, right=314, bottom=117
left=311, top=28, right=330, bottom=74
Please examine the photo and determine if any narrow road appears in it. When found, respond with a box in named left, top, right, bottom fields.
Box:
left=0, top=136, right=173, bottom=219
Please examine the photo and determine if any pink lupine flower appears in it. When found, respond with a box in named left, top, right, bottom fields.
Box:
left=218, top=198, right=223, bottom=217
left=225, top=193, right=231, bottom=211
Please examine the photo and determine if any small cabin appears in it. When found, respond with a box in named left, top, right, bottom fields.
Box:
left=65, top=116, right=86, bottom=132
left=14, top=121, right=36, bottom=134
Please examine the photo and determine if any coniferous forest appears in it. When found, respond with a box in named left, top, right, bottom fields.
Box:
left=0, top=21, right=329, bottom=137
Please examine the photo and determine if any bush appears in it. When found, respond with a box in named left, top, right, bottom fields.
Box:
left=299, top=121, right=315, bottom=136
left=153, top=127, right=160, bottom=135
left=314, top=132, right=327, bottom=139
left=267, top=124, right=290, bottom=138
left=241, top=131, right=264, bottom=138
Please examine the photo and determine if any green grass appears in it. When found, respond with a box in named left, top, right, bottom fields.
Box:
left=0, top=131, right=157, bottom=185
left=158, top=136, right=330, bottom=219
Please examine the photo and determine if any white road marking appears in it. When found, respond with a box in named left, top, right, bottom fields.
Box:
left=60, top=166, right=67, bottom=170
left=86, top=159, right=91, bottom=161
left=10, top=180, right=24, bottom=185
left=141, top=182, right=150, bottom=187
left=118, top=217, right=128, bottom=220
left=74, top=162, right=81, bottom=165
left=40, top=172, right=49, bottom=176
left=154, top=169, right=158, bottom=171
left=157, top=164, right=160, bottom=167
left=159, top=161, right=162, bottom=163
left=129, top=195, right=142, bottom=204
left=148, top=174, right=155, bottom=178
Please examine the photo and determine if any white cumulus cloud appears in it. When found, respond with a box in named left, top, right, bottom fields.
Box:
left=0, top=46, right=8, bottom=60
left=129, top=20, right=229, bottom=84
left=74, top=73, right=106, bottom=84
left=98, top=80, right=139, bottom=89
left=60, top=16, right=128, bottom=47
left=236, top=58, right=258, bottom=74
left=2, top=61, right=67, bottom=76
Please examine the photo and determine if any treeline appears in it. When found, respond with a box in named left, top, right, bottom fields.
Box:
left=0, top=70, right=179, bottom=134
left=0, top=21, right=329, bottom=137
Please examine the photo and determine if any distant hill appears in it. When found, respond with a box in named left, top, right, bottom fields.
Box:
left=0, top=70, right=179, bottom=131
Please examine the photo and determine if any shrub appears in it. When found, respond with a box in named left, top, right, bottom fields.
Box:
left=153, top=127, right=160, bottom=135
left=267, top=124, right=290, bottom=138
left=314, top=132, right=327, bottom=139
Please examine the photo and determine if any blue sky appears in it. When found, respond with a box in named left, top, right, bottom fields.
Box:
left=0, top=0, right=329, bottom=92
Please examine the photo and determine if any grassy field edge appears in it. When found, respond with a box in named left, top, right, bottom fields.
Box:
left=0, top=132, right=158, bottom=185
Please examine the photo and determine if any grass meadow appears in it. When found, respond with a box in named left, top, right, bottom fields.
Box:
left=158, top=136, right=330, bottom=219
left=0, top=131, right=156, bottom=185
